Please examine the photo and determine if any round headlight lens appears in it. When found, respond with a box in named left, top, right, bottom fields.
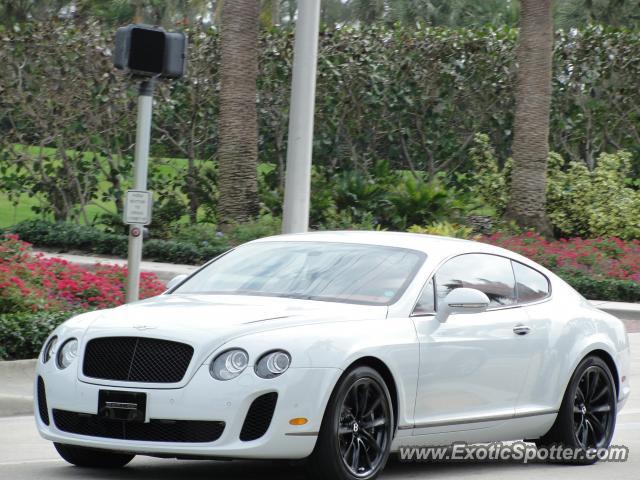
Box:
left=210, top=349, right=249, bottom=380
left=255, top=350, right=291, bottom=379
left=56, top=339, right=78, bottom=369
left=42, top=336, right=57, bottom=364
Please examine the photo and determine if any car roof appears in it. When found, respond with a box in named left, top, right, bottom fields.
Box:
left=250, top=230, right=512, bottom=260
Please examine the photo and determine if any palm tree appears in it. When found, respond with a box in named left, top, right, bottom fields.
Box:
left=505, top=0, right=554, bottom=235
left=217, top=0, right=260, bottom=227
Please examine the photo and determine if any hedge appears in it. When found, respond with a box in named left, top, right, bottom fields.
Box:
left=2, top=22, right=639, bottom=225
left=0, top=310, right=84, bottom=361
left=558, top=272, right=640, bottom=304
left=6, top=220, right=227, bottom=265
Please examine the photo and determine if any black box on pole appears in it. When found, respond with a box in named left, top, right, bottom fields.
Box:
left=114, top=24, right=187, bottom=79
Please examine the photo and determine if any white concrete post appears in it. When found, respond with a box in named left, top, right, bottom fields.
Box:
left=282, top=0, right=321, bottom=234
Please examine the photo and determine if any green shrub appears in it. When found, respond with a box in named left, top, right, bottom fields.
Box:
left=6, top=220, right=229, bottom=265
left=466, top=138, right=640, bottom=239
left=547, top=151, right=640, bottom=239
left=143, top=239, right=227, bottom=264
left=463, top=133, right=512, bottom=215
left=386, top=173, right=468, bottom=230
left=168, top=224, right=229, bottom=249
left=557, top=271, right=640, bottom=303
left=408, top=222, right=476, bottom=239
left=227, top=214, right=282, bottom=245
left=0, top=310, right=84, bottom=361
left=9, top=220, right=127, bottom=255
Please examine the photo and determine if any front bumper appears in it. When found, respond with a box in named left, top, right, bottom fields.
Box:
left=35, top=361, right=341, bottom=459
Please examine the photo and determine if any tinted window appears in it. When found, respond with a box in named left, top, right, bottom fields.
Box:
left=435, top=254, right=516, bottom=308
left=413, top=278, right=435, bottom=315
left=512, top=261, right=550, bottom=303
left=174, top=241, right=425, bottom=306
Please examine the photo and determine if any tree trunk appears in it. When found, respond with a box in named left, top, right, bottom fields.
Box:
left=217, top=0, right=260, bottom=228
left=505, top=0, right=554, bottom=236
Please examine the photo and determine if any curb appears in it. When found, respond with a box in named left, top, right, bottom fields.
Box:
left=589, top=300, right=640, bottom=322
left=34, top=250, right=197, bottom=283
left=0, top=359, right=36, bottom=417
left=0, top=394, right=33, bottom=417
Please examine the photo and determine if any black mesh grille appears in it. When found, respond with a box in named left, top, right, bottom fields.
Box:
left=37, top=376, right=49, bottom=425
left=239, top=392, right=278, bottom=441
left=52, top=409, right=225, bottom=443
left=83, top=337, right=194, bottom=383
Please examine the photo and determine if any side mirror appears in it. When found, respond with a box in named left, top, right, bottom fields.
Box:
left=435, top=288, right=490, bottom=323
left=166, top=274, right=188, bottom=290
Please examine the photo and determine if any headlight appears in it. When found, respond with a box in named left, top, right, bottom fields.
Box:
left=210, top=349, right=249, bottom=380
left=56, top=339, right=78, bottom=369
left=255, top=350, right=291, bottom=379
left=42, top=336, right=57, bottom=364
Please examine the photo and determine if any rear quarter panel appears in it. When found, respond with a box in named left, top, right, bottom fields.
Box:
left=517, top=277, right=629, bottom=415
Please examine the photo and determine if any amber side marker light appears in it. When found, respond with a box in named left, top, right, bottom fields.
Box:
left=289, top=417, right=308, bottom=426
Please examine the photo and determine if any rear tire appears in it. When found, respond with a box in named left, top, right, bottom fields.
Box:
left=307, top=366, right=394, bottom=480
left=54, top=443, right=135, bottom=468
left=536, top=355, right=617, bottom=465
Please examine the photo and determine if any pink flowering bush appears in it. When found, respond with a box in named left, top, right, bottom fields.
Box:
left=0, top=234, right=166, bottom=314
left=482, top=232, right=640, bottom=283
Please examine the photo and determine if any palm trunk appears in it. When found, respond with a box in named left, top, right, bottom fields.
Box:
left=216, top=0, right=260, bottom=228
left=505, top=0, right=554, bottom=235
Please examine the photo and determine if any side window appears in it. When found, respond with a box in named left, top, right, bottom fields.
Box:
left=413, top=278, right=435, bottom=315
left=512, top=261, right=550, bottom=303
left=435, top=254, right=516, bottom=308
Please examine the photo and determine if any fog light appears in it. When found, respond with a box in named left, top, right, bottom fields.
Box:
left=289, top=417, right=308, bottom=426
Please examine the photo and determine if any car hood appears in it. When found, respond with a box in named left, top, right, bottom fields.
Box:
left=77, top=294, right=388, bottom=374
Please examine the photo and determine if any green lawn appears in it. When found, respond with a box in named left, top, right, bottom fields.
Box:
left=0, top=194, right=43, bottom=227
left=0, top=144, right=192, bottom=228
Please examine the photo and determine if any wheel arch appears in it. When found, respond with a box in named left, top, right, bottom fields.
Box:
left=585, top=349, right=620, bottom=396
left=343, top=356, right=399, bottom=432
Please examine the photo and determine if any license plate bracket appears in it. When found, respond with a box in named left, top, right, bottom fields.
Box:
left=98, top=390, right=147, bottom=423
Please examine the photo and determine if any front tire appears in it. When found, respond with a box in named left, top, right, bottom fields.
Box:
left=54, top=443, right=135, bottom=468
left=307, top=366, right=394, bottom=480
left=537, top=355, right=617, bottom=464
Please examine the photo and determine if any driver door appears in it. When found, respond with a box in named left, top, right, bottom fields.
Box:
left=410, top=253, right=535, bottom=436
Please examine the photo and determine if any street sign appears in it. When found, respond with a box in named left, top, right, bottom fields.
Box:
left=124, top=190, right=153, bottom=225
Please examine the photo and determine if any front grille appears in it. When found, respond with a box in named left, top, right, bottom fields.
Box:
left=53, top=409, right=225, bottom=443
left=239, top=392, right=278, bottom=441
left=83, top=337, right=194, bottom=383
left=37, top=376, right=50, bottom=425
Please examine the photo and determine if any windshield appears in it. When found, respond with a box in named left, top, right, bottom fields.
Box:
left=172, top=241, right=426, bottom=305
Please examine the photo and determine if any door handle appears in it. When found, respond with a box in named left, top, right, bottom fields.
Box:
left=513, top=324, right=531, bottom=336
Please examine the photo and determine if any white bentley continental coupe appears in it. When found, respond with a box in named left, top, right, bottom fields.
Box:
left=35, top=231, right=630, bottom=479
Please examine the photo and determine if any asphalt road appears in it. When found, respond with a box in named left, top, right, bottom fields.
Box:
left=2, top=334, right=638, bottom=480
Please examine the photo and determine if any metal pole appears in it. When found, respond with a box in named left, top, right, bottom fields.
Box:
left=126, top=80, right=155, bottom=303
left=282, top=0, right=320, bottom=234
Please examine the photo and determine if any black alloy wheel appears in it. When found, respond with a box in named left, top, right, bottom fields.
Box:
left=338, top=377, right=391, bottom=477
left=308, top=366, right=394, bottom=480
left=537, top=355, right=617, bottom=464
left=573, top=365, right=616, bottom=449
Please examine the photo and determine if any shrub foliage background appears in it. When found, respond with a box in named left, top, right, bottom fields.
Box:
left=1, top=21, right=639, bottom=226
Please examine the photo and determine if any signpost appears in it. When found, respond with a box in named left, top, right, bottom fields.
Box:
left=114, top=24, right=187, bottom=302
